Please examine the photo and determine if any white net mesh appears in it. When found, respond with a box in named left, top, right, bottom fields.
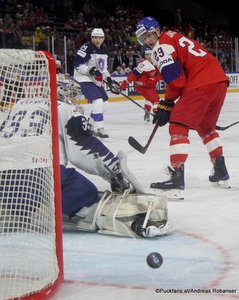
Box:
left=0, top=49, right=59, bottom=300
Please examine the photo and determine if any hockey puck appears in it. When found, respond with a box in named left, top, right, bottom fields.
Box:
left=146, top=252, right=163, bottom=268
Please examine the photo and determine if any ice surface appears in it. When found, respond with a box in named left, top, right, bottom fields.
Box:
left=52, top=93, right=239, bottom=300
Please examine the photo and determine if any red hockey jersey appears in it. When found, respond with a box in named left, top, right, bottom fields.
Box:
left=151, top=31, right=229, bottom=100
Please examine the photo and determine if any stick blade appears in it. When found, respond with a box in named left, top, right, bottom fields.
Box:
left=128, top=136, right=146, bottom=154
left=216, top=120, right=239, bottom=131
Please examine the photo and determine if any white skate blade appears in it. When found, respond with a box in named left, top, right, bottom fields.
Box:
left=149, top=188, right=184, bottom=201
left=211, top=180, right=231, bottom=189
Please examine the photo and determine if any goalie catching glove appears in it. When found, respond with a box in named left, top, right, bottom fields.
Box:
left=153, top=99, right=175, bottom=126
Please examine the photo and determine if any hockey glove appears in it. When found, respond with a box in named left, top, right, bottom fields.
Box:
left=88, top=67, right=103, bottom=82
left=106, top=77, right=120, bottom=95
left=110, top=163, right=130, bottom=193
left=119, top=80, right=128, bottom=91
left=152, top=99, right=175, bottom=126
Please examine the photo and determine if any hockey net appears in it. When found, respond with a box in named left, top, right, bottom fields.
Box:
left=0, top=49, right=63, bottom=300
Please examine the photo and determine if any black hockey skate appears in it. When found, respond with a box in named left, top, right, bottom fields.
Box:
left=209, top=156, right=230, bottom=188
left=150, top=165, right=185, bottom=190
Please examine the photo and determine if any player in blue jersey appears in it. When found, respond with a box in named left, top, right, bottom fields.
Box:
left=73, top=28, right=118, bottom=138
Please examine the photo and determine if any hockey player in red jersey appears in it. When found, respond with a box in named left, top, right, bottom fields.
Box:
left=122, top=48, right=161, bottom=122
left=135, top=16, right=230, bottom=193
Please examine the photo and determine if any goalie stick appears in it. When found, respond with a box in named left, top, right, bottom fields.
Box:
left=216, top=120, right=239, bottom=131
left=128, top=122, right=159, bottom=154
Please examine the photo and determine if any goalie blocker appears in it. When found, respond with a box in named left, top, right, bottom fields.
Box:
left=63, top=189, right=173, bottom=238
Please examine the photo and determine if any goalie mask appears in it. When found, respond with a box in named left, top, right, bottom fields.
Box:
left=136, top=16, right=160, bottom=46
left=57, top=73, right=82, bottom=104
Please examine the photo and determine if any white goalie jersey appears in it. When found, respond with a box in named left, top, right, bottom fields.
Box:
left=0, top=98, right=51, bottom=170
left=58, top=101, right=119, bottom=180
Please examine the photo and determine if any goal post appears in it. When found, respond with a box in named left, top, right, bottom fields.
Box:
left=0, top=49, right=63, bottom=300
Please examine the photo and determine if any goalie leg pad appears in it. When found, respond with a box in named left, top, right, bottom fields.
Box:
left=75, top=190, right=170, bottom=238
left=96, top=190, right=169, bottom=238
left=76, top=191, right=111, bottom=232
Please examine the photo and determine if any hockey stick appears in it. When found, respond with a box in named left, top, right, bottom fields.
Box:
left=115, top=86, right=239, bottom=131
left=118, top=90, right=154, bottom=115
left=108, top=80, right=239, bottom=131
left=104, top=79, right=154, bottom=116
left=128, top=121, right=159, bottom=154
left=216, top=121, right=239, bottom=131
left=128, top=119, right=239, bottom=154
left=65, top=75, right=149, bottom=115
left=120, top=89, right=239, bottom=131
left=67, top=76, right=152, bottom=116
